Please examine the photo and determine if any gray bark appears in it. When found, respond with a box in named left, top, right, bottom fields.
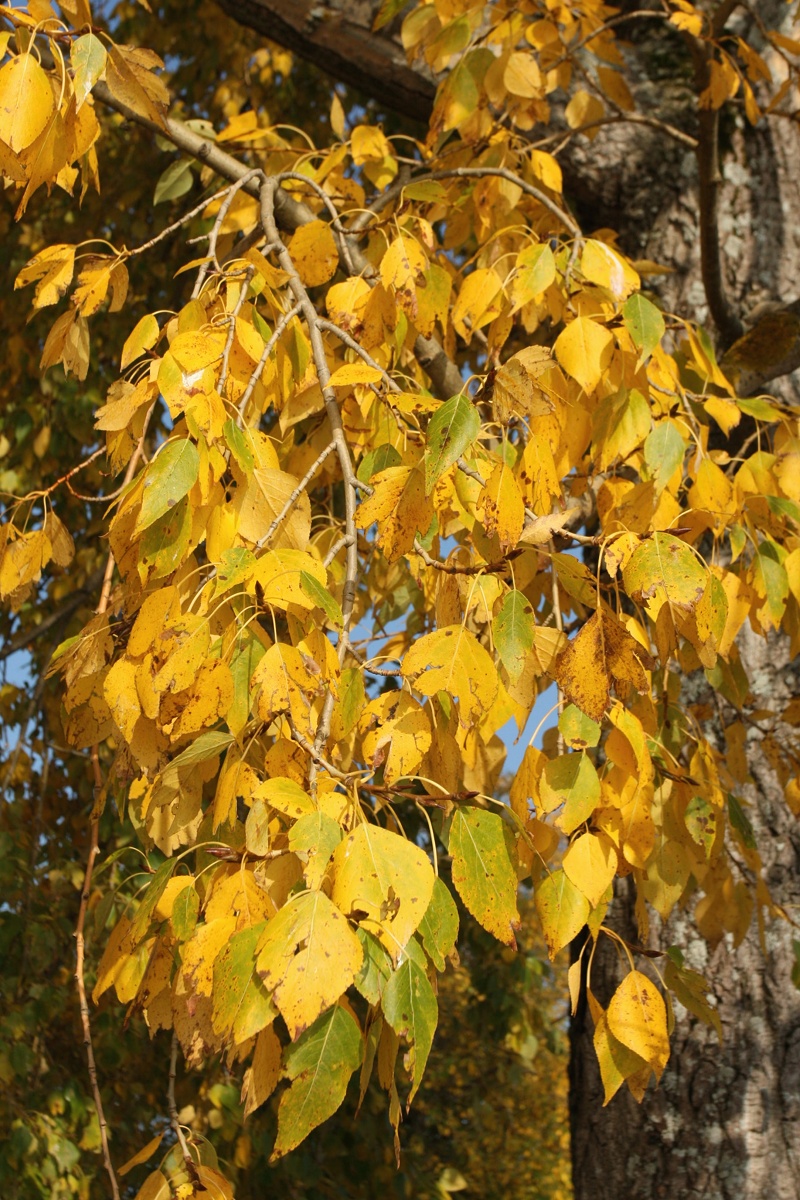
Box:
left=570, top=628, right=800, bottom=1199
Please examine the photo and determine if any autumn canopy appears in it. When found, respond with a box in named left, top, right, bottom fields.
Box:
left=2, top=0, right=800, bottom=1196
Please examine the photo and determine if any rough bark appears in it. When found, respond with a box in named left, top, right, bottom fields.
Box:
left=214, top=0, right=436, bottom=122
left=570, top=627, right=800, bottom=1199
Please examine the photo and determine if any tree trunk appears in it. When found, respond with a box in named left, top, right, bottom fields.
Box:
left=569, top=628, right=800, bottom=1200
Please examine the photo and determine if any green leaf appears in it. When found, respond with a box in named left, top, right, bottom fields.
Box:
left=129, top=859, right=176, bottom=944
left=559, top=705, right=601, bottom=750
left=737, top=395, right=777, bottom=421
left=228, top=632, right=266, bottom=738
left=447, top=808, right=519, bottom=946
left=622, top=293, right=665, bottom=362
left=382, top=940, right=438, bottom=1101
left=752, top=539, right=788, bottom=627
left=684, top=794, right=717, bottom=858
left=535, top=868, right=590, bottom=959
left=663, top=953, right=722, bottom=1040
left=357, top=442, right=402, bottom=482
left=162, top=731, right=234, bottom=785
left=643, top=422, right=686, bottom=493
left=154, top=158, right=194, bottom=205
left=539, top=753, right=600, bottom=834
left=417, top=877, right=459, bottom=971
left=289, top=810, right=342, bottom=871
left=224, top=419, right=254, bottom=474
left=71, top=33, right=107, bottom=108
left=139, top=494, right=191, bottom=580
left=355, top=929, right=393, bottom=1006
left=424, top=394, right=481, bottom=494
left=171, top=885, right=199, bottom=942
left=492, top=588, right=535, bottom=682
left=300, top=571, right=344, bottom=627
left=212, top=921, right=277, bottom=1044
left=373, top=0, right=410, bottom=30
left=728, top=793, right=757, bottom=850
left=766, top=495, right=800, bottom=526
left=136, top=439, right=199, bottom=533
left=334, top=667, right=365, bottom=740
left=622, top=532, right=707, bottom=618
left=272, top=1003, right=362, bottom=1160
left=403, top=180, right=450, bottom=203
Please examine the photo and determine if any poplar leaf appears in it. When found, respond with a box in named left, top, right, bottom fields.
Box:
left=417, top=877, right=459, bottom=971
left=121, top=313, right=160, bottom=369
left=623, top=294, right=665, bottom=362
left=256, top=890, right=363, bottom=1039
left=643, top=422, right=685, bottom=492
left=447, top=808, right=519, bottom=947
left=492, top=588, right=535, bottom=683
left=606, top=970, right=670, bottom=1075
left=242, top=1026, right=282, bottom=1118
left=424, top=394, right=481, bottom=494
left=272, top=1004, right=362, bottom=1159
left=402, top=625, right=498, bottom=726
left=539, top=752, right=600, bottom=834
left=535, top=868, right=590, bottom=959
left=213, top=921, right=277, bottom=1043
left=300, top=570, right=344, bottom=627
left=622, top=533, right=707, bottom=619
left=331, top=823, right=435, bottom=957
left=563, top=832, right=617, bottom=907
left=0, top=54, right=55, bottom=152
left=136, top=439, right=199, bottom=533
left=71, top=34, right=107, bottom=108
left=289, top=220, right=339, bottom=287
left=359, top=691, right=432, bottom=783
left=554, top=317, right=614, bottom=393
left=382, top=942, right=438, bottom=1101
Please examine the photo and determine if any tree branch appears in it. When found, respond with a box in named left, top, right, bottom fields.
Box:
left=214, top=0, right=436, bottom=123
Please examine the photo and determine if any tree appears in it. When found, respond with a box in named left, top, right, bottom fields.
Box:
left=1, top=1, right=799, bottom=1198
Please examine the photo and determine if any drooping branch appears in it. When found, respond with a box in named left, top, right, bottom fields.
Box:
left=215, top=0, right=437, bottom=123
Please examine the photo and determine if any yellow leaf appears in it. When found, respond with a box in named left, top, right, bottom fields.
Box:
left=492, top=347, right=554, bottom=422
left=289, top=220, right=339, bottom=288
left=562, top=833, right=617, bottom=908
left=606, top=970, right=669, bottom=1076
left=331, top=823, right=434, bottom=957
left=253, top=642, right=324, bottom=736
left=118, top=1134, right=165, bottom=1178
left=581, top=239, right=640, bottom=301
left=564, top=89, right=605, bottom=136
left=535, top=869, right=590, bottom=959
left=593, top=1007, right=651, bottom=1105
left=359, top=691, right=432, bottom=784
left=554, top=609, right=653, bottom=723
left=256, top=890, right=363, bottom=1038
left=478, top=460, right=525, bottom=552
left=234, top=467, right=311, bottom=550
left=328, top=362, right=383, bottom=387
left=451, top=268, right=504, bottom=340
left=242, top=1027, right=282, bottom=1118
left=248, top=549, right=326, bottom=611
left=103, top=658, right=141, bottom=744
left=503, top=51, right=543, bottom=98
left=554, top=316, right=614, bottom=393
left=596, top=66, right=635, bottom=112
left=15, top=244, right=75, bottom=308
left=380, top=235, right=427, bottom=318
left=356, top=465, right=433, bottom=563
left=402, top=625, right=498, bottom=727
left=0, top=54, right=55, bottom=152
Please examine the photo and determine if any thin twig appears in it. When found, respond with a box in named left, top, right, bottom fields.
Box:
left=255, top=440, right=338, bottom=550
left=413, top=538, right=523, bottom=575
left=168, top=1033, right=200, bottom=1183
left=260, top=179, right=361, bottom=776
left=237, top=301, right=302, bottom=423
left=217, top=264, right=255, bottom=397
left=275, top=171, right=356, bottom=275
